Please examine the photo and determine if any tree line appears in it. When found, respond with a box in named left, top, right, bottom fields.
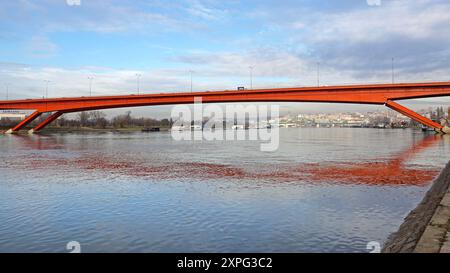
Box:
left=52, top=111, right=172, bottom=129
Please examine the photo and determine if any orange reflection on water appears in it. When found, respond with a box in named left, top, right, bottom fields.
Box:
left=288, top=134, right=443, bottom=186
left=295, top=161, right=439, bottom=186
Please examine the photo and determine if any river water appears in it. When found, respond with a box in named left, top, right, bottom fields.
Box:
left=0, top=128, right=449, bottom=253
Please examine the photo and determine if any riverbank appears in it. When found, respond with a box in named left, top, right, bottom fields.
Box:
left=0, top=126, right=171, bottom=134
left=383, top=161, right=450, bottom=253
left=0, top=126, right=432, bottom=135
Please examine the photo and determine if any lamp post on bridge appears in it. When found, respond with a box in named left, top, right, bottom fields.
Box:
left=317, top=62, right=320, bottom=87
left=189, top=70, right=194, bottom=93
left=44, top=80, right=50, bottom=99
left=5, top=83, right=9, bottom=100
left=391, top=57, right=395, bottom=84
left=88, top=76, right=94, bottom=96
left=249, top=66, right=254, bottom=90
left=136, top=73, right=141, bottom=95
left=188, top=70, right=194, bottom=93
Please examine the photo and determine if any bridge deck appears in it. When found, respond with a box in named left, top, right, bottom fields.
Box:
left=1, top=82, right=449, bottom=133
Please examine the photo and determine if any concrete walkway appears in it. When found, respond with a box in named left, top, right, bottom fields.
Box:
left=383, top=161, right=450, bottom=253
left=414, top=186, right=450, bottom=253
left=441, top=232, right=450, bottom=253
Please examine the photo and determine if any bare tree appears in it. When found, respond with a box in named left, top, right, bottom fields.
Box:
left=77, top=112, right=90, bottom=127
left=90, top=111, right=108, bottom=128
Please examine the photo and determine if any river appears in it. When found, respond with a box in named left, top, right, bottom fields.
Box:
left=0, top=128, right=449, bottom=252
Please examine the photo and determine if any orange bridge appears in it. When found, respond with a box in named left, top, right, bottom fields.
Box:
left=1, top=82, right=450, bottom=134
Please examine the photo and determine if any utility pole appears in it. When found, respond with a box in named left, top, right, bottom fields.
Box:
left=44, top=80, right=50, bottom=98
left=249, top=66, right=254, bottom=90
left=88, top=76, right=94, bottom=96
left=136, top=74, right=141, bottom=95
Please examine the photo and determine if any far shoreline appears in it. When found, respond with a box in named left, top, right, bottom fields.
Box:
left=0, top=126, right=432, bottom=135
left=0, top=126, right=171, bottom=134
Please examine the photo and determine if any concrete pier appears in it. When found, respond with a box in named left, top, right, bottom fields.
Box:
left=442, top=126, right=450, bottom=134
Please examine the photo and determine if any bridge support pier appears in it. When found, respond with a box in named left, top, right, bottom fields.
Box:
left=28, top=111, right=64, bottom=134
left=385, top=100, right=445, bottom=133
left=5, top=111, right=42, bottom=134
left=442, top=126, right=450, bottom=134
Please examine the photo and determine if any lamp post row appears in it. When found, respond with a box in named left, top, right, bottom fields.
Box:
left=3, top=59, right=399, bottom=100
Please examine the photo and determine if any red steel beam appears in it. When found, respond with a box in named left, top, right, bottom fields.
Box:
left=29, top=111, right=64, bottom=133
left=1, top=82, right=450, bottom=113
left=385, top=100, right=443, bottom=130
left=5, top=111, right=42, bottom=133
left=1, top=82, right=450, bottom=132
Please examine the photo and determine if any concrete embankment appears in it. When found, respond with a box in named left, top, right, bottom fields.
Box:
left=383, top=161, right=450, bottom=253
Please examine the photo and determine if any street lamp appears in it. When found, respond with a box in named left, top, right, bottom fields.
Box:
left=88, top=76, right=94, bottom=96
left=391, top=57, right=395, bottom=84
left=44, top=80, right=50, bottom=98
left=189, top=70, right=194, bottom=92
left=136, top=73, right=141, bottom=95
left=5, top=83, right=9, bottom=100
left=317, top=62, right=320, bottom=87
left=249, top=66, right=254, bottom=90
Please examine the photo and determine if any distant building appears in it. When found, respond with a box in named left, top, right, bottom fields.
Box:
left=0, top=110, right=27, bottom=121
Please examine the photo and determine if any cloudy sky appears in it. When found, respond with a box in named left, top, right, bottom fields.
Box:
left=1, top=0, right=450, bottom=117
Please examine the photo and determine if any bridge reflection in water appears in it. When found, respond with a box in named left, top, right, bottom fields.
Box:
left=6, top=132, right=446, bottom=187
left=295, top=134, right=444, bottom=186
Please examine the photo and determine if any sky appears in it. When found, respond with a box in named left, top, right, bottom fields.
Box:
left=1, top=0, right=450, bottom=117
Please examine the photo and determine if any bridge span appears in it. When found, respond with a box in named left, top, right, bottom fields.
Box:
left=1, top=82, right=450, bottom=134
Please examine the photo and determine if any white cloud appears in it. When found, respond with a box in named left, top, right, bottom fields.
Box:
left=306, top=1, right=450, bottom=43
left=174, top=48, right=312, bottom=79
left=0, top=62, right=194, bottom=100
left=1, top=0, right=208, bottom=36
left=26, top=36, right=59, bottom=58
left=184, top=0, right=227, bottom=20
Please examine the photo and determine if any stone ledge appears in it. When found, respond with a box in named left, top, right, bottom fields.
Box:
left=383, top=161, right=450, bottom=253
left=440, top=232, right=450, bottom=253
left=441, top=194, right=450, bottom=207
left=415, top=191, right=450, bottom=253
left=430, top=205, right=450, bottom=226
left=414, top=225, right=447, bottom=253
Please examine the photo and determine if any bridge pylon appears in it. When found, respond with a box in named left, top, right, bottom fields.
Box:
left=28, top=111, right=64, bottom=134
left=385, top=100, right=445, bottom=133
left=5, top=111, right=42, bottom=134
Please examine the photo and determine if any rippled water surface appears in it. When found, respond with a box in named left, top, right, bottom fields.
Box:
left=1, top=128, right=449, bottom=252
